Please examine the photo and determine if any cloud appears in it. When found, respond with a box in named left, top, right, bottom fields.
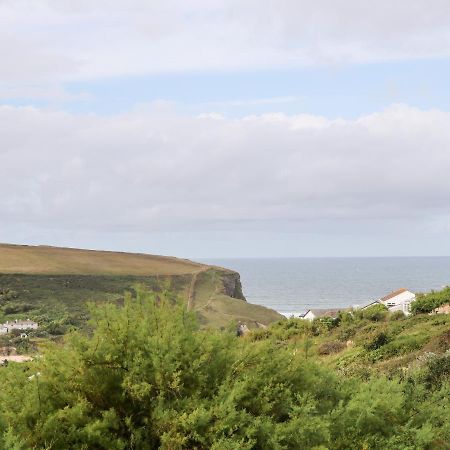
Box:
left=1, top=0, right=450, bottom=90
left=1, top=103, right=450, bottom=239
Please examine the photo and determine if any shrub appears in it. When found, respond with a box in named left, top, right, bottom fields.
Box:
left=361, top=304, right=388, bottom=322
left=318, top=340, right=346, bottom=355
left=423, top=353, right=450, bottom=388
left=3, top=303, right=35, bottom=314
left=411, top=287, right=450, bottom=315
left=389, top=310, right=405, bottom=321
left=312, top=316, right=339, bottom=334
left=364, top=331, right=391, bottom=351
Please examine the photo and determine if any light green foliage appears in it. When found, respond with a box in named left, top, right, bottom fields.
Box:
left=1, top=288, right=450, bottom=449
left=411, top=286, right=450, bottom=314
left=360, top=304, right=389, bottom=322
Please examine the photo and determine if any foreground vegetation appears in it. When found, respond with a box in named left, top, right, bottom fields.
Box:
left=1, top=289, right=450, bottom=449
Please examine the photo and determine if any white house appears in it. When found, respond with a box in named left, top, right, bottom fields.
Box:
left=379, top=288, right=415, bottom=315
left=0, top=319, right=38, bottom=334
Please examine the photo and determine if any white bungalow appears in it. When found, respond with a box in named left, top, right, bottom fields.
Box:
left=0, top=319, right=38, bottom=334
left=379, top=288, right=415, bottom=315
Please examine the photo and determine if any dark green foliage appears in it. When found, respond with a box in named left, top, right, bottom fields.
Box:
left=0, top=273, right=191, bottom=335
left=0, top=288, right=18, bottom=304
left=360, top=304, right=389, bottom=322
left=389, top=310, right=405, bottom=321
left=261, top=317, right=312, bottom=341
left=422, top=353, right=450, bottom=389
left=1, top=289, right=450, bottom=449
left=312, top=316, right=340, bottom=333
left=317, top=340, right=346, bottom=355
left=364, top=330, right=391, bottom=351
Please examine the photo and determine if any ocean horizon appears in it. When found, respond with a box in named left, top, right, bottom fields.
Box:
left=200, top=257, right=450, bottom=315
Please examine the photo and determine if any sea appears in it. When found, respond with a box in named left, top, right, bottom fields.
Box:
left=200, top=257, right=450, bottom=316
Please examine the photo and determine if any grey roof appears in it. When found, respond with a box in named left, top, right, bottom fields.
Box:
left=360, top=301, right=382, bottom=310
left=305, top=308, right=343, bottom=318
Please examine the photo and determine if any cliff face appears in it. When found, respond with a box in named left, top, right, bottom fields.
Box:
left=220, top=271, right=246, bottom=301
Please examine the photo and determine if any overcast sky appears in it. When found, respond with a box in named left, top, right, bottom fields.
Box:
left=2, top=0, right=450, bottom=257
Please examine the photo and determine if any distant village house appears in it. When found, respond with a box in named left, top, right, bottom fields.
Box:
left=360, top=288, right=415, bottom=315
left=301, top=288, right=416, bottom=321
left=378, top=288, right=415, bottom=315
left=0, top=319, right=38, bottom=335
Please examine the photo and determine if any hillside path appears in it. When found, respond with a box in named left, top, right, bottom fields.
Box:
left=187, top=267, right=210, bottom=310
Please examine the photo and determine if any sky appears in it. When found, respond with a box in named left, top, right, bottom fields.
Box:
left=2, top=0, right=450, bottom=257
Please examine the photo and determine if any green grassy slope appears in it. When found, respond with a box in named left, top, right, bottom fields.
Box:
left=257, top=308, right=450, bottom=378
left=0, top=244, right=282, bottom=332
left=188, top=269, right=282, bottom=328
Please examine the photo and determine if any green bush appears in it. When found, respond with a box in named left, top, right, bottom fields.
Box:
left=423, top=353, right=450, bottom=389
left=361, top=304, right=388, bottom=322
left=364, top=331, right=391, bottom=351
left=411, top=287, right=450, bottom=314
left=389, top=310, right=405, bottom=321
left=318, top=340, right=346, bottom=355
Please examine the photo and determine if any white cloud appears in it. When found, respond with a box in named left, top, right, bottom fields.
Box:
left=1, top=0, right=450, bottom=87
left=1, top=103, right=450, bottom=238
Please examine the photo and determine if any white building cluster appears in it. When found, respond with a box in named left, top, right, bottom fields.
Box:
left=301, top=288, right=416, bottom=321
left=0, top=319, right=38, bottom=334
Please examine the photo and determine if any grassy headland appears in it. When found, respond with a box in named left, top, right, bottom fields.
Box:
left=0, top=244, right=282, bottom=336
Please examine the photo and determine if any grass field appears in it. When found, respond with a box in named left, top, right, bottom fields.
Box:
left=0, top=244, right=205, bottom=276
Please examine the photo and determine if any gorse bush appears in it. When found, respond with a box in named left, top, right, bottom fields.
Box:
left=0, top=288, right=450, bottom=449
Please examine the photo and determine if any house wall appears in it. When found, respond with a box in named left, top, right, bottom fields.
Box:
left=303, top=311, right=316, bottom=321
left=381, top=291, right=415, bottom=315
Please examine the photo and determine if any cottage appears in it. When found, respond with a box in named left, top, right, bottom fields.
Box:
left=430, top=303, right=450, bottom=315
left=379, top=288, right=415, bottom=315
left=302, top=309, right=342, bottom=321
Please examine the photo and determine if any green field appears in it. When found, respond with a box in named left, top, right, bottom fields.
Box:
left=0, top=243, right=205, bottom=275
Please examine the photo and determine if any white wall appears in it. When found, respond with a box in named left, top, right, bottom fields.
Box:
left=381, top=290, right=415, bottom=315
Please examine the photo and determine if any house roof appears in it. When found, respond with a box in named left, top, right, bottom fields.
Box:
left=380, top=288, right=408, bottom=302
left=305, top=308, right=342, bottom=318
left=360, top=300, right=381, bottom=310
